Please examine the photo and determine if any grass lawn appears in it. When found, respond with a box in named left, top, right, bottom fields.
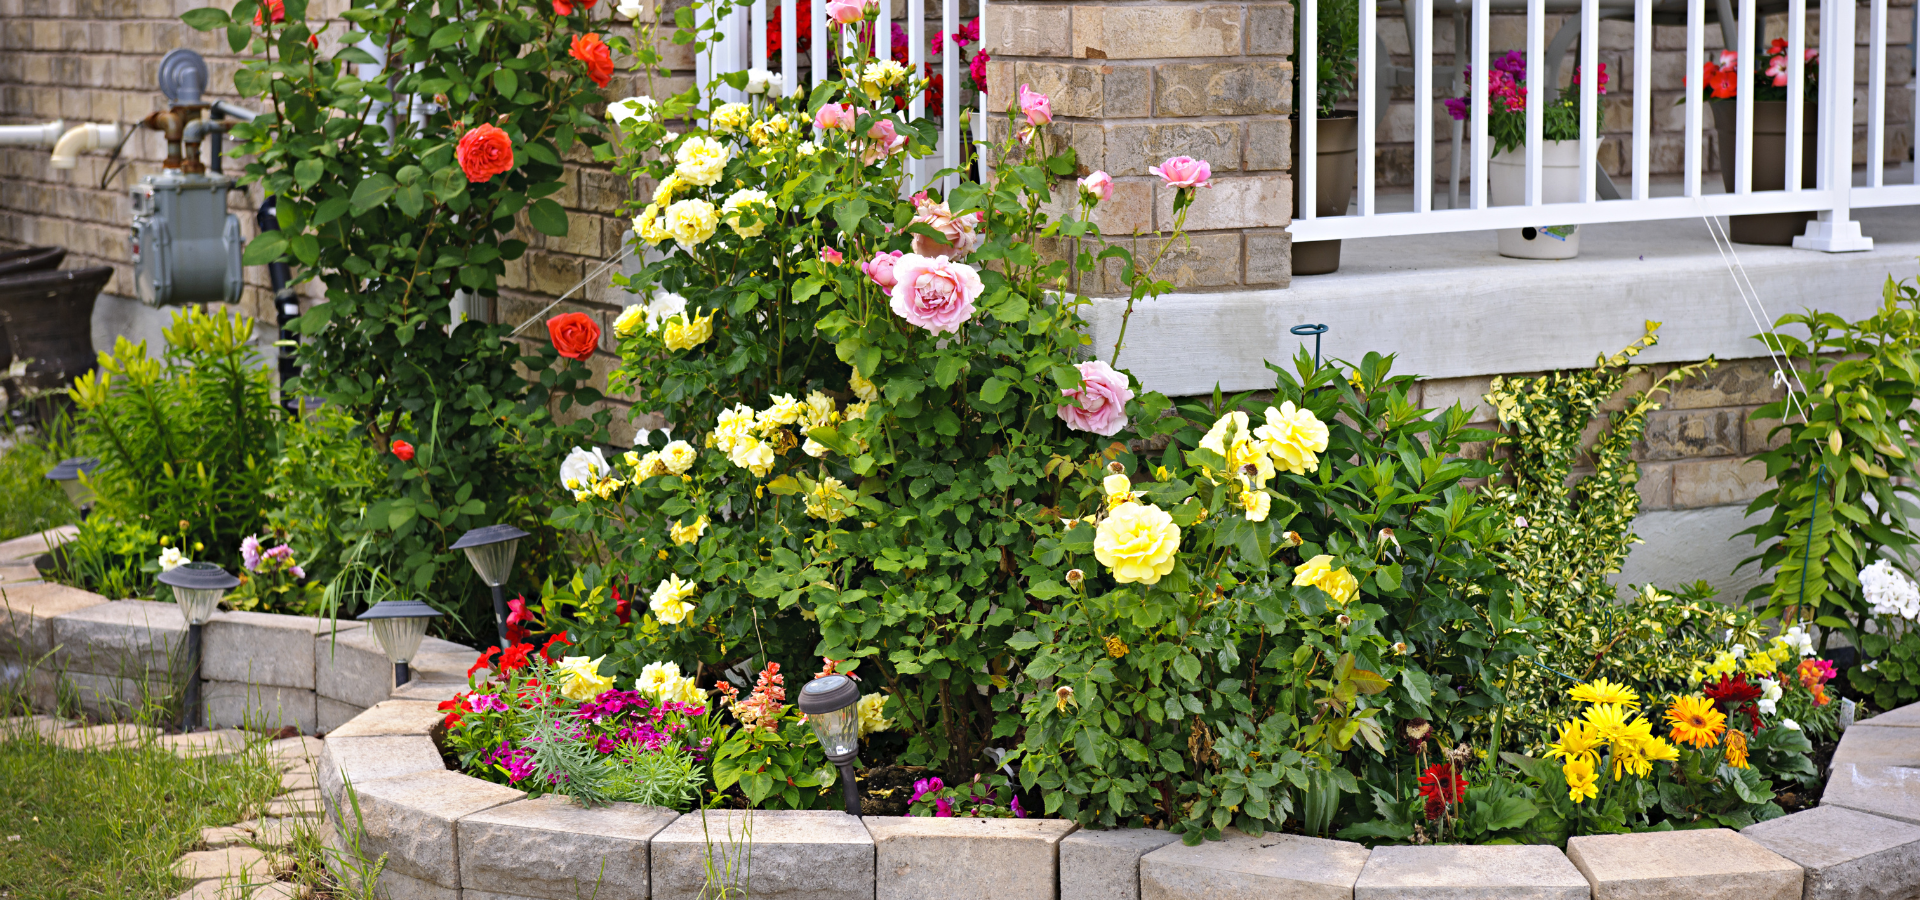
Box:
left=0, top=429, right=77, bottom=542
left=0, top=730, right=281, bottom=900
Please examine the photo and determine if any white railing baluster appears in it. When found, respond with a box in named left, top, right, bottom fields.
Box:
left=781, top=0, right=796, bottom=92
left=1525, top=0, right=1543, bottom=206
left=1735, top=0, right=1754, bottom=193
left=1301, top=0, right=1319, bottom=223
left=907, top=0, right=926, bottom=188
left=811, top=0, right=826, bottom=87
left=1580, top=0, right=1598, bottom=203
left=1870, top=0, right=1887, bottom=186
left=1685, top=0, right=1703, bottom=197
left=875, top=0, right=889, bottom=62
left=1415, top=0, right=1432, bottom=213
left=752, top=0, right=768, bottom=71
left=1473, top=0, right=1488, bottom=209
left=940, top=0, right=958, bottom=195
left=1785, top=0, right=1804, bottom=191
left=1633, top=0, right=1650, bottom=199
left=1359, top=0, right=1376, bottom=216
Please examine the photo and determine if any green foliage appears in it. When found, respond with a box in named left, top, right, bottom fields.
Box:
left=1299, top=0, right=1361, bottom=117
left=1852, top=630, right=1920, bottom=712
left=262, top=403, right=386, bottom=593
left=189, top=0, right=615, bottom=634
left=1486, top=325, right=1724, bottom=748
left=1739, top=281, right=1920, bottom=638
left=52, top=516, right=163, bottom=600
left=0, top=422, right=78, bottom=541
left=67, top=307, right=279, bottom=573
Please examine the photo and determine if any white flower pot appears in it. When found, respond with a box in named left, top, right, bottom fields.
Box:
left=1488, top=141, right=1594, bottom=260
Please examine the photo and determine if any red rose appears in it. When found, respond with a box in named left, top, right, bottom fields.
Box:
left=391, top=439, right=415, bottom=461
left=546, top=312, right=601, bottom=361
left=456, top=124, right=514, bottom=183
left=570, top=33, right=614, bottom=88
left=254, top=0, right=285, bottom=25
left=552, top=0, right=597, bottom=13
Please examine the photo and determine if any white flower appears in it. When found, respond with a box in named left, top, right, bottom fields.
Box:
left=614, top=0, right=645, bottom=19
left=1730, top=643, right=1747, bottom=659
left=1863, top=559, right=1920, bottom=621
left=1758, top=697, right=1778, bottom=715
left=796, top=141, right=820, bottom=157
left=659, top=440, right=698, bottom=474
left=609, top=95, right=657, bottom=125
left=745, top=68, right=777, bottom=94
left=1781, top=718, right=1801, bottom=731
left=560, top=446, right=611, bottom=490
left=1779, top=625, right=1817, bottom=657
left=157, top=547, right=190, bottom=571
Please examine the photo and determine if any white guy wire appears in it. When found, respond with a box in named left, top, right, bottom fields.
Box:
left=1700, top=215, right=1810, bottom=424
left=509, top=245, right=639, bottom=336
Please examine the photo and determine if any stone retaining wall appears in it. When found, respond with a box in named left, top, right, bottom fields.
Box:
left=0, top=527, right=483, bottom=732
left=315, top=694, right=1920, bottom=900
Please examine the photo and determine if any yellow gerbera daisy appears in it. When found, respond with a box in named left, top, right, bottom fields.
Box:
left=1582, top=703, right=1636, bottom=745
left=1663, top=695, right=1726, bottom=749
left=1570, top=677, right=1641, bottom=709
left=1724, top=729, right=1750, bottom=769
left=1563, top=757, right=1599, bottom=803
left=1545, top=719, right=1603, bottom=767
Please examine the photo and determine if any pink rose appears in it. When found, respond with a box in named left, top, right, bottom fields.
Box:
left=909, top=193, right=983, bottom=259
left=824, top=0, right=868, bottom=24
left=862, top=118, right=908, bottom=164
left=1150, top=156, right=1212, bottom=189
left=1017, top=84, right=1052, bottom=126
left=813, top=103, right=858, bottom=131
left=862, top=250, right=905, bottom=289
left=1079, top=170, right=1113, bottom=202
left=820, top=247, right=844, bottom=265
left=888, top=254, right=983, bottom=335
left=1056, top=360, right=1134, bottom=436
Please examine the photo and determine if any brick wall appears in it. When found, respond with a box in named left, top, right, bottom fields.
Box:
left=981, top=0, right=1296, bottom=291
left=1366, top=3, right=1914, bottom=189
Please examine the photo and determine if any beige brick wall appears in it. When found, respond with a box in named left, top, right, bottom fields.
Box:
left=980, top=0, right=1296, bottom=291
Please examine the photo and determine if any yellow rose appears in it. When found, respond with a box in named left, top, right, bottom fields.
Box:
left=1241, top=489, right=1271, bottom=522
left=849, top=368, right=879, bottom=401
left=759, top=393, right=806, bottom=428
left=650, top=574, right=700, bottom=625
left=662, top=312, right=715, bottom=351
left=664, top=674, right=706, bottom=707
left=1293, top=554, right=1358, bottom=604
left=711, top=102, right=752, bottom=133
left=713, top=404, right=757, bottom=452
left=652, top=173, right=686, bottom=206
left=636, top=661, right=681, bottom=697
left=659, top=440, right=698, bottom=474
left=613, top=304, right=648, bottom=337
left=1199, top=410, right=1275, bottom=487
left=670, top=515, right=708, bottom=545
left=1256, top=401, right=1331, bottom=475
left=673, top=135, right=730, bottom=186
left=857, top=692, right=893, bottom=736
left=1093, top=503, right=1181, bottom=585
left=722, top=188, right=771, bottom=237
left=728, top=436, right=776, bottom=477
left=634, top=204, right=671, bottom=245
left=554, top=655, right=615, bottom=702
left=747, top=115, right=790, bottom=146
left=664, top=198, right=719, bottom=246
left=1102, top=473, right=1135, bottom=509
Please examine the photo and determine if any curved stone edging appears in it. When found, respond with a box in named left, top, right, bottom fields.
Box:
left=318, top=701, right=1920, bottom=900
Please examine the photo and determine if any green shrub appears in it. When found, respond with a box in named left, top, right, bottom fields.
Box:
left=262, top=403, right=385, bottom=593
left=0, top=422, right=77, bottom=541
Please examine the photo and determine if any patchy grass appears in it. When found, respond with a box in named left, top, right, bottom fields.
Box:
left=0, top=730, right=281, bottom=900
left=0, top=427, right=77, bottom=542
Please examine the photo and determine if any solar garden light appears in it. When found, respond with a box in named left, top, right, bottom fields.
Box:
left=157, top=561, right=237, bottom=731
left=450, top=524, right=529, bottom=649
left=357, top=599, right=442, bottom=687
left=43, top=456, right=99, bottom=518
left=797, top=673, right=863, bottom=816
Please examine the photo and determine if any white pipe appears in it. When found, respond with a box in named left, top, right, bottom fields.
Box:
left=50, top=123, right=119, bottom=169
left=0, top=120, right=64, bottom=148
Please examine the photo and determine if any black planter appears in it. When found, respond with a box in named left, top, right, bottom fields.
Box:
left=1711, top=100, right=1819, bottom=245
left=0, top=266, right=112, bottom=390
left=1290, top=113, right=1360, bottom=276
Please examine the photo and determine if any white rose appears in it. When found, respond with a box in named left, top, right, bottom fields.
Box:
left=1781, top=718, right=1801, bottom=731
left=157, top=547, right=190, bottom=571
left=615, top=0, right=645, bottom=19
left=609, top=95, right=657, bottom=125
left=745, top=68, right=775, bottom=94
left=559, top=445, right=611, bottom=490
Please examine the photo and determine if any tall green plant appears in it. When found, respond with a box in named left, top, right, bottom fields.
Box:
left=1298, top=0, right=1361, bottom=117
left=1739, top=282, right=1920, bottom=638
left=183, top=0, right=615, bottom=633
left=67, top=307, right=278, bottom=572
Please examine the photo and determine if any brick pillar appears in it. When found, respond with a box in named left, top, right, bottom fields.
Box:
left=981, top=0, right=1295, bottom=291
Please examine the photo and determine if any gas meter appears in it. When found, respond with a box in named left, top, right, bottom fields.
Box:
left=127, top=49, right=245, bottom=307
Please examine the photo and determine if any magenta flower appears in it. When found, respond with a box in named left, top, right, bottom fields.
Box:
left=1150, top=156, right=1212, bottom=190
left=1057, top=360, right=1135, bottom=436
left=1010, top=795, right=1026, bottom=818
left=910, top=776, right=945, bottom=803
left=935, top=798, right=955, bottom=817
left=889, top=254, right=983, bottom=334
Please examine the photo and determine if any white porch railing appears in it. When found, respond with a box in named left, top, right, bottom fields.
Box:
left=1290, top=0, right=1911, bottom=251
left=695, top=0, right=986, bottom=194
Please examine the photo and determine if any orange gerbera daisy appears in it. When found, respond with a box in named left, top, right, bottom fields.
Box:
left=1664, top=695, right=1726, bottom=749
left=1724, top=729, right=1750, bottom=769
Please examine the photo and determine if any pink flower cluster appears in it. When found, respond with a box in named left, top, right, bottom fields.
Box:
left=889, top=254, right=983, bottom=334
left=718, top=662, right=788, bottom=732
left=487, top=739, right=536, bottom=782
left=1057, top=360, right=1134, bottom=436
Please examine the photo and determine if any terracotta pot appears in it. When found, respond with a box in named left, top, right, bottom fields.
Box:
left=1489, top=140, right=1595, bottom=259
left=1711, top=100, right=1819, bottom=245
left=1290, top=114, right=1360, bottom=276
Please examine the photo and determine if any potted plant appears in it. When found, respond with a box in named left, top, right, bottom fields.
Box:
left=1290, top=0, right=1360, bottom=276
left=1704, top=40, right=1819, bottom=244
left=1446, top=52, right=1607, bottom=260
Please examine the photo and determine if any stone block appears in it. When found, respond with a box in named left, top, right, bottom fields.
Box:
left=314, top=626, right=393, bottom=709
left=57, top=670, right=181, bottom=719
left=1245, top=232, right=1292, bottom=287
left=1861, top=703, right=1920, bottom=727
left=1005, top=61, right=1151, bottom=119
left=1821, top=757, right=1920, bottom=825
left=1073, top=7, right=1244, bottom=60
left=50, top=722, right=159, bottom=749
left=1354, top=845, right=1589, bottom=900
left=408, top=640, right=483, bottom=685
left=0, top=714, right=74, bottom=740
left=0, top=581, right=108, bottom=660
left=1154, top=63, right=1293, bottom=118
left=391, top=680, right=466, bottom=703
left=1077, top=121, right=1242, bottom=177
left=1248, top=4, right=1296, bottom=56
left=1831, top=724, right=1920, bottom=767
left=170, top=880, right=303, bottom=900
left=172, top=845, right=273, bottom=882
left=1742, top=805, right=1920, bottom=900
left=1744, top=413, right=1788, bottom=454
left=1061, top=827, right=1181, bottom=900
left=318, top=696, right=368, bottom=734
left=1156, top=175, right=1292, bottom=231
left=204, top=611, right=343, bottom=690
left=269, top=735, right=328, bottom=765
left=48, top=598, right=187, bottom=679
left=867, top=816, right=1077, bottom=900
left=1565, top=829, right=1802, bottom=900
left=1670, top=458, right=1772, bottom=509
left=328, top=700, right=444, bottom=739
left=319, top=734, right=448, bottom=811
left=1420, top=376, right=1498, bottom=420
left=651, top=810, right=873, bottom=900
left=1139, top=829, right=1371, bottom=900
left=204, top=681, right=319, bottom=733
left=1636, top=461, right=1675, bottom=510
left=337, top=769, right=523, bottom=889
left=1247, top=118, right=1293, bottom=172
left=0, top=525, right=75, bottom=561
left=458, top=793, right=679, bottom=900
left=1638, top=408, right=1744, bottom=460
left=1095, top=232, right=1243, bottom=293
left=158, top=729, right=253, bottom=760
left=983, top=4, right=1069, bottom=57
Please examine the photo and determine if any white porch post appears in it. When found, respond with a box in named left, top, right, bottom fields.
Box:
left=1794, top=0, right=1874, bottom=251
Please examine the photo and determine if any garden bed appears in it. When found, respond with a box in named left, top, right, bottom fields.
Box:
left=313, top=696, right=1920, bottom=900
